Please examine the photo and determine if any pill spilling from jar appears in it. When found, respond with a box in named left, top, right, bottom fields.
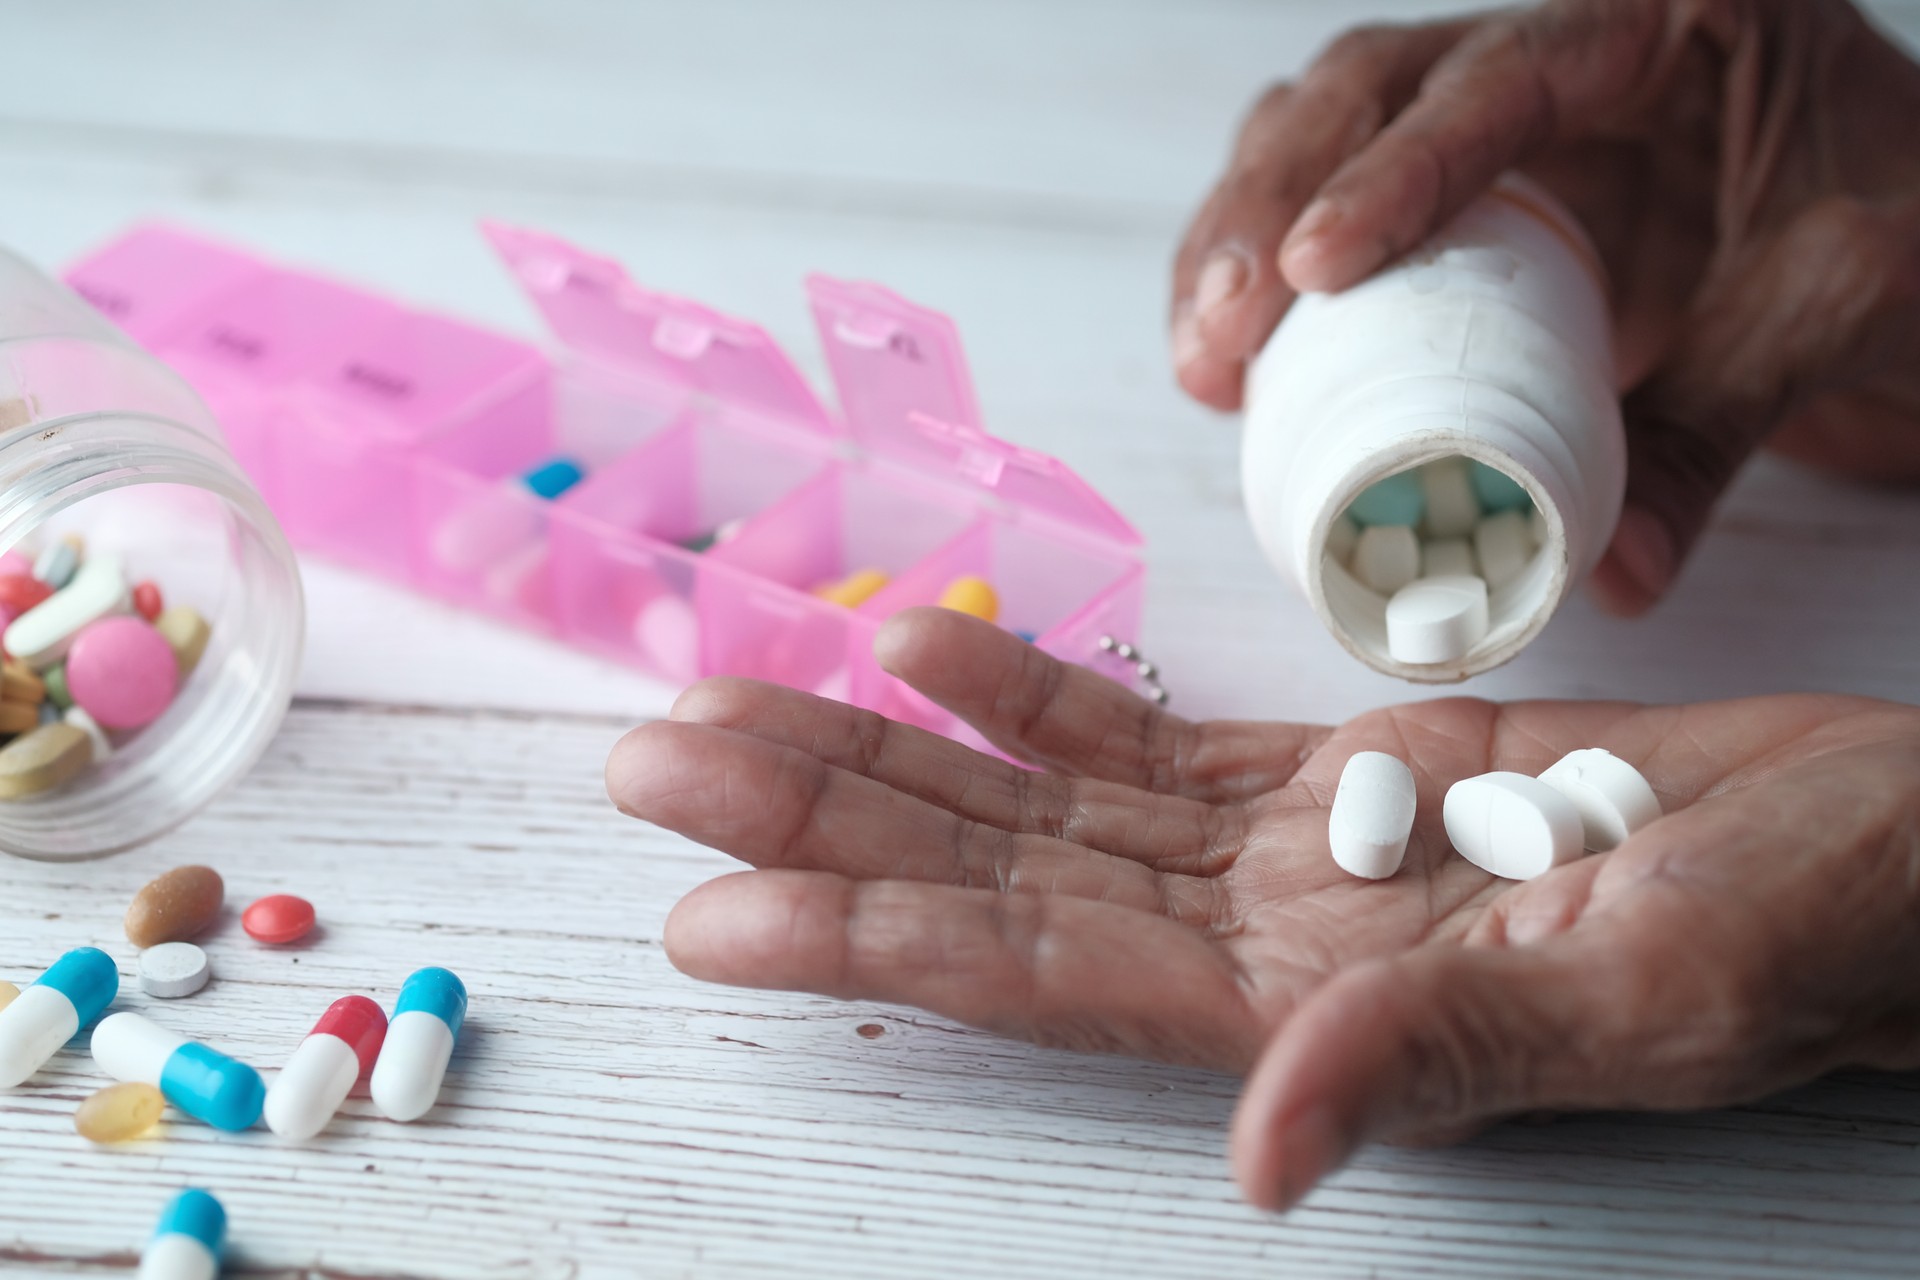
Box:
left=0, top=531, right=210, bottom=800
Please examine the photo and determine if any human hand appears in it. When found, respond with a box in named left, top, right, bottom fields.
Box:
left=1172, top=0, right=1920, bottom=614
left=607, top=609, right=1920, bottom=1210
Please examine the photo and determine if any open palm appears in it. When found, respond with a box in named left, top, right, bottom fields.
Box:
left=609, top=608, right=1920, bottom=1208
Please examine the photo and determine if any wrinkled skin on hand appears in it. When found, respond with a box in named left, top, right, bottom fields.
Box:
left=610, top=609, right=1920, bottom=1211
left=1170, top=0, right=1920, bottom=615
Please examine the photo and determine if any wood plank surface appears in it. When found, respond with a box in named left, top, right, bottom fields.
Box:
left=2, top=2, right=1918, bottom=1275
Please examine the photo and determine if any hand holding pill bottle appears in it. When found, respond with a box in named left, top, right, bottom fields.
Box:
left=1171, top=0, right=1920, bottom=672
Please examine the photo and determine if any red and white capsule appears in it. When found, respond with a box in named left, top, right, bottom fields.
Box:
left=263, top=995, right=386, bottom=1140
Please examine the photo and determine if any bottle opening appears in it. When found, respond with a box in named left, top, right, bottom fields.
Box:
left=1314, top=453, right=1563, bottom=680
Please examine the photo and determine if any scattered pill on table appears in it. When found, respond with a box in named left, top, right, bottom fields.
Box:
left=1419, top=458, right=1480, bottom=538
left=265, top=995, right=388, bottom=1140
left=3, top=551, right=128, bottom=669
left=1351, top=524, right=1420, bottom=594
left=1443, top=771, right=1586, bottom=880
left=1386, top=574, right=1490, bottom=665
left=92, top=1011, right=265, bottom=1131
left=0, top=722, right=94, bottom=798
left=138, top=942, right=211, bottom=999
left=153, top=605, right=211, bottom=675
left=1346, top=471, right=1425, bottom=527
left=0, top=946, right=119, bottom=1087
left=936, top=575, right=999, bottom=622
left=1473, top=510, right=1535, bottom=590
left=140, top=1188, right=225, bottom=1280
left=75, top=1080, right=166, bottom=1144
left=1328, top=751, right=1417, bottom=879
left=242, top=893, right=316, bottom=944
left=371, top=967, right=467, bottom=1122
left=0, top=980, right=17, bottom=1012
left=126, top=866, right=225, bottom=949
left=1537, top=748, right=1662, bottom=852
left=132, top=580, right=164, bottom=622
left=813, top=567, right=890, bottom=608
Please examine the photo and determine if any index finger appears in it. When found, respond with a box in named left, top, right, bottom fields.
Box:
left=1279, top=1, right=1689, bottom=292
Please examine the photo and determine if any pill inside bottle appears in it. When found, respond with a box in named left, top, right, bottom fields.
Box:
left=1322, top=456, right=1549, bottom=672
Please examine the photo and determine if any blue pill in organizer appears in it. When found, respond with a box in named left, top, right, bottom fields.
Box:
left=520, top=457, right=586, bottom=500
left=142, top=1188, right=225, bottom=1280
left=90, top=1011, right=266, bottom=1131
left=1345, top=471, right=1425, bottom=527
left=1015, top=630, right=1038, bottom=644
left=371, top=967, right=467, bottom=1122
left=0, top=945, right=119, bottom=1087
left=1469, top=461, right=1531, bottom=512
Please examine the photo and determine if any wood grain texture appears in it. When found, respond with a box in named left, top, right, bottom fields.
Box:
left=3, top=703, right=1919, bottom=1278
left=1, top=1, right=1919, bottom=1275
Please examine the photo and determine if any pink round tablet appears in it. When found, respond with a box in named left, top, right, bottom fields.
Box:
left=65, top=615, right=180, bottom=730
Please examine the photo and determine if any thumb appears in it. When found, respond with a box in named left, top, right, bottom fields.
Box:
left=1229, top=940, right=1620, bottom=1213
left=1592, top=195, right=1920, bottom=615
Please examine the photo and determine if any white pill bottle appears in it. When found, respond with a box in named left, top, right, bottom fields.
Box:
left=0, top=247, right=303, bottom=860
left=1242, top=173, right=1624, bottom=681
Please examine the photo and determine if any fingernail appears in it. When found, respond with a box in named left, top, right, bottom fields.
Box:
left=1282, top=200, right=1342, bottom=258
left=1194, top=248, right=1250, bottom=322
left=1609, top=506, right=1676, bottom=602
left=1171, top=302, right=1206, bottom=371
left=1267, top=1105, right=1352, bottom=1212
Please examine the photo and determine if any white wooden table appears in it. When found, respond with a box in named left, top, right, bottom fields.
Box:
left=5, top=3, right=1920, bottom=1275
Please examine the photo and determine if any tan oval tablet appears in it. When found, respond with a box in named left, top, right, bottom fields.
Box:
left=0, top=722, right=92, bottom=798
left=0, top=699, right=40, bottom=735
left=154, top=606, right=211, bottom=675
left=1, top=659, right=45, bottom=705
left=125, top=864, right=225, bottom=948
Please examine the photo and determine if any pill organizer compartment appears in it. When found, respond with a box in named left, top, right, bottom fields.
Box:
left=550, top=405, right=826, bottom=674
left=61, top=223, right=1149, bottom=742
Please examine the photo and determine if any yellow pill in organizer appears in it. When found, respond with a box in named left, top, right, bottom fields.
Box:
left=812, top=568, right=890, bottom=608
left=74, top=1080, right=165, bottom=1143
left=936, top=575, right=999, bottom=622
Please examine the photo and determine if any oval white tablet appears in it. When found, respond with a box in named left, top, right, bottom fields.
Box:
left=1421, top=537, right=1475, bottom=579
left=1419, top=459, right=1480, bottom=538
left=1442, top=771, right=1585, bottom=880
left=1328, top=751, right=1417, bottom=879
left=5, top=552, right=129, bottom=669
left=1351, top=525, right=1419, bottom=594
left=1386, top=575, right=1489, bottom=665
left=1473, top=511, right=1534, bottom=590
left=1537, top=748, right=1661, bottom=851
left=138, top=941, right=210, bottom=999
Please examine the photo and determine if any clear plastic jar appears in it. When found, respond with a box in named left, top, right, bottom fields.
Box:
left=0, top=246, right=303, bottom=860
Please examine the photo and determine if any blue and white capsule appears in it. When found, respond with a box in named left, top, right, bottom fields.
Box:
left=92, top=1011, right=265, bottom=1131
left=139, top=1188, right=225, bottom=1280
left=0, top=946, right=118, bottom=1087
left=370, top=967, right=466, bottom=1122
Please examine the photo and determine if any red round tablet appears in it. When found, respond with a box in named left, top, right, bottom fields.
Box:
left=132, top=580, right=164, bottom=622
left=242, top=894, right=316, bottom=944
left=0, top=574, right=52, bottom=614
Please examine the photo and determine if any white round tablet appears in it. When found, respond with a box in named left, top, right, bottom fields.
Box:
left=1443, top=771, right=1585, bottom=880
left=1386, top=575, right=1490, bottom=665
left=1537, top=748, right=1662, bottom=851
left=1328, top=751, right=1417, bottom=879
left=138, top=941, right=210, bottom=999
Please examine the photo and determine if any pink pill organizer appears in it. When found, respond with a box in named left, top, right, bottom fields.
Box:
left=61, top=224, right=1147, bottom=748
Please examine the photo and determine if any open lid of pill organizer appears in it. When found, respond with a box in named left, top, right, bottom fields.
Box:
left=486, top=222, right=1141, bottom=551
